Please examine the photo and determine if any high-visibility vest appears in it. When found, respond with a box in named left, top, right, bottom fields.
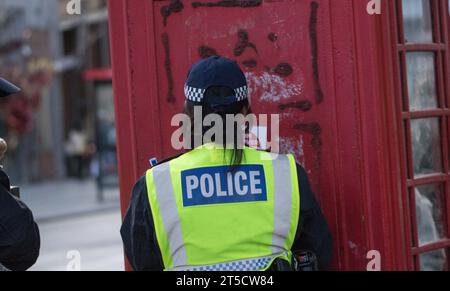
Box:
left=146, top=144, right=300, bottom=271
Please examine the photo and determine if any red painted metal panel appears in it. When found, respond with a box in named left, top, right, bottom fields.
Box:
left=108, top=0, right=407, bottom=270
left=83, top=68, right=113, bottom=81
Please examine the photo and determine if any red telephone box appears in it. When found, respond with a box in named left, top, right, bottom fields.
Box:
left=108, top=0, right=450, bottom=271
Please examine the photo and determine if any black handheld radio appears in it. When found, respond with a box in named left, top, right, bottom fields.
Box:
left=293, top=250, right=319, bottom=271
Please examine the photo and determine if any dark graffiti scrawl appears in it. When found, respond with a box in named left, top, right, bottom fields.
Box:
left=309, top=1, right=324, bottom=104
left=294, top=122, right=323, bottom=171
left=268, top=32, right=278, bottom=43
left=192, top=0, right=262, bottom=9
left=272, top=63, right=293, bottom=77
left=279, top=100, right=313, bottom=112
left=159, top=0, right=325, bottom=178
left=285, top=1, right=324, bottom=175
left=199, top=45, right=219, bottom=59
left=242, top=59, right=258, bottom=68
left=161, top=0, right=184, bottom=26
left=234, top=29, right=258, bottom=57
left=160, top=1, right=185, bottom=102
left=162, top=33, right=176, bottom=103
left=193, top=25, right=322, bottom=172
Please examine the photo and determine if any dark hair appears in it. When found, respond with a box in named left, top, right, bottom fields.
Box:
left=183, top=86, right=250, bottom=171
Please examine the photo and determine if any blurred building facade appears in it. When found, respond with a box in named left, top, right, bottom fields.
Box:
left=0, top=0, right=110, bottom=183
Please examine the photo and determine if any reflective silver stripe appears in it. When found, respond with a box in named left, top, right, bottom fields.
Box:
left=272, top=155, right=294, bottom=253
left=170, top=252, right=290, bottom=271
left=152, top=162, right=187, bottom=268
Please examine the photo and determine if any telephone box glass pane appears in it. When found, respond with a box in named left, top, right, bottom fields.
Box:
left=402, top=0, right=433, bottom=43
left=419, top=249, right=447, bottom=271
left=415, top=184, right=446, bottom=246
left=406, top=52, right=438, bottom=111
left=411, top=118, right=442, bottom=176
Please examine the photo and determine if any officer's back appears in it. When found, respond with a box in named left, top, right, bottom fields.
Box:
left=120, top=57, right=332, bottom=271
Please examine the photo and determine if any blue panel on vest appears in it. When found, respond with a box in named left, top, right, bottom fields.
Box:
left=181, top=165, right=267, bottom=207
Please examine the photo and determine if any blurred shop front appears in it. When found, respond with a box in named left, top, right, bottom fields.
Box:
left=0, top=0, right=113, bottom=183
left=84, top=68, right=118, bottom=201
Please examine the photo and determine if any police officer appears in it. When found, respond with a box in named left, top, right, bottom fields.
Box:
left=121, top=56, right=332, bottom=271
left=0, top=78, right=40, bottom=271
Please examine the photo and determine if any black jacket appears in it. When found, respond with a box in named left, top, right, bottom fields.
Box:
left=121, top=161, right=332, bottom=271
left=0, top=180, right=40, bottom=271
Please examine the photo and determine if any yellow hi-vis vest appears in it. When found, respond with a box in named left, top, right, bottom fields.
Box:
left=146, top=144, right=300, bottom=271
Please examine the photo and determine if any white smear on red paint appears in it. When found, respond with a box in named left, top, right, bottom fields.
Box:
left=245, top=71, right=304, bottom=103
left=348, top=241, right=358, bottom=252
left=279, top=136, right=306, bottom=169
left=228, top=19, right=257, bottom=35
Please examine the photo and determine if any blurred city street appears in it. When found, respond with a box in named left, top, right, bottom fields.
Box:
left=21, top=179, right=120, bottom=221
left=0, top=0, right=125, bottom=271
left=20, top=180, right=124, bottom=271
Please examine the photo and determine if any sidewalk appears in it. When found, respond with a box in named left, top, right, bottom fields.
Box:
left=19, top=179, right=124, bottom=271
left=20, top=179, right=121, bottom=222
left=30, top=210, right=124, bottom=271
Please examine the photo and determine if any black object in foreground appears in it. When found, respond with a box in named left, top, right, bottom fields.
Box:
left=293, top=250, right=319, bottom=271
